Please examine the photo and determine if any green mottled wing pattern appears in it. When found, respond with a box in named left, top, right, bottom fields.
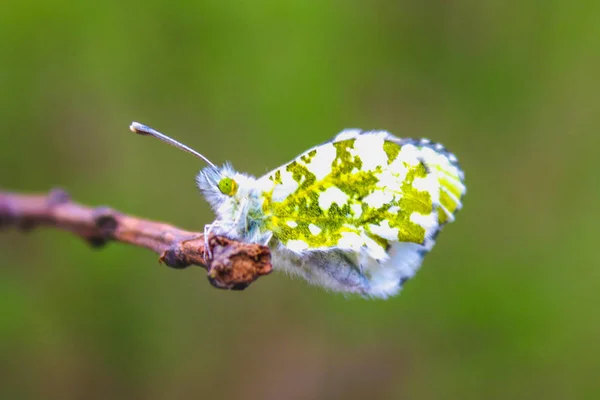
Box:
left=257, top=130, right=465, bottom=260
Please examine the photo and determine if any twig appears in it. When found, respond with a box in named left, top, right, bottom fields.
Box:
left=0, top=189, right=272, bottom=290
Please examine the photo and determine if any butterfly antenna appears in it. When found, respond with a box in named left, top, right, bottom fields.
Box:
left=129, top=122, right=217, bottom=168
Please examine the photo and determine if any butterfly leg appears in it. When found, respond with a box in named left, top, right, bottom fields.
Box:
left=203, top=220, right=228, bottom=259
left=203, top=219, right=243, bottom=260
left=203, top=223, right=214, bottom=260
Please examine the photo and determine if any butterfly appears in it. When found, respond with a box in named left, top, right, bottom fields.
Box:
left=130, top=122, right=465, bottom=298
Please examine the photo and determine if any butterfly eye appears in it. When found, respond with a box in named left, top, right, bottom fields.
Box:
left=218, top=177, right=238, bottom=196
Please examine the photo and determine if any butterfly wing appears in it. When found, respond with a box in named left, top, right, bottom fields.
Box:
left=256, top=129, right=465, bottom=263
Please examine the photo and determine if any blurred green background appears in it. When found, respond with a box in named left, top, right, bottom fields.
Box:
left=1, top=1, right=599, bottom=399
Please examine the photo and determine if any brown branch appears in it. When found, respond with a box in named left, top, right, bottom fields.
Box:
left=0, top=189, right=272, bottom=290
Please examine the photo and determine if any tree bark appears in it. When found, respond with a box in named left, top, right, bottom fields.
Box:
left=0, top=189, right=272, bottom=290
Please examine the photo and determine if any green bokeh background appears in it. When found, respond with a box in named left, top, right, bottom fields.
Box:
left=1, top=1, right=599, bottom=399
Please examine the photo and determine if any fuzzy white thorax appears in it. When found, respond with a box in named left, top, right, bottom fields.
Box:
left=195, top=163, right=269, bottom=244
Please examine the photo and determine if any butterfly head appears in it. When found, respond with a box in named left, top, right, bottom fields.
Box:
left=196, top=163, right=243, bottom=210
left=217, top=176, right=238, bottom=196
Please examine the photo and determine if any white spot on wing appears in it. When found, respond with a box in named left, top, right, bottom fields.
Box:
left=301, top=143, right=336, bottom=181
left=353, top=133, right=387, bottom=171
left=410, top=211, right=439, bottom=234
left=388, top=205, right=400, bottom=213
left=351, top=203, right=363, bottom=218
left=286, top=221, right=298, bottom=228
left=318, top=186, right=348, bottom=210
left=286, top=239, right=309, bottom=252
left=377, top=167, right=407, bottom=191
left=308, top=224, right=321, bottom=235
left=396, top=145, right=421, bottom=166
left=268, top=168, right=299, bottom=202
left=337, top=231, right=362, bottom=250
left=363, top=190, right=394, bottom=208
left=412, top=174, right=440, bottom=205
left=368, top=220, right=399, bottom=241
